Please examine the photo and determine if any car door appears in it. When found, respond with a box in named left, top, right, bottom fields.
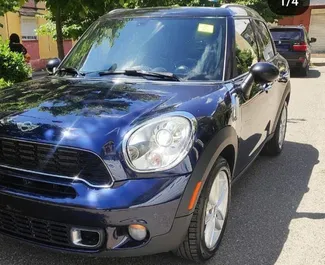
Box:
left=253, top=19, right=288, bottom=132
left=232, top=18, right=273, bottom=176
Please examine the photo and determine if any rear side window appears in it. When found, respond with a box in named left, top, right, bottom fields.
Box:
left=270, top=29, right=303, bottom=41
left=234, top=19, right=258, bottom=76
left=254, top=20, right=275, bottom=61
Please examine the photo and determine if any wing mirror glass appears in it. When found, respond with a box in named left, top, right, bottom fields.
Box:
left=46, top=58, right=62, bottom=75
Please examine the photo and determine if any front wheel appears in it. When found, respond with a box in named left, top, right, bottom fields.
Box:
left=174, top=157, right=231, bottom=262
left=262, top=102, right=288, bottom=156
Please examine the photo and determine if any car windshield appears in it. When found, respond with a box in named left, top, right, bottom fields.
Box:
left=270, top=29, right=303, bottom=41
left=60, top=17, right=227, bottom=81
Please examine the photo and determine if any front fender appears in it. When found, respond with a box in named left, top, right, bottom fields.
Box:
left=176, top=126, right=238, bottom=217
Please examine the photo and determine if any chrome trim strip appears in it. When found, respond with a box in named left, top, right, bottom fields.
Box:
left=0, top=137, right=114, bottom=188
left=122, top=111, right=197, bottom=173
left=0, top=164, right=112, bottom=189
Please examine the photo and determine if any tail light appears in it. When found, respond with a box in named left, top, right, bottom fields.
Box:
left=293, top=41, right=308, bottom=52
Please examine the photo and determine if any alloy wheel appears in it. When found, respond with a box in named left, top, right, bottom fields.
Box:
left=204, top=169, right=229, bottom=250
left=278, top=105, right=287, bottom=149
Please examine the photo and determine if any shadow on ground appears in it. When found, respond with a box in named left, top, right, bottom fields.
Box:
left=312, top=62, right=325, bottom=67
left=290, top=68, right=321, bottom=79
left=0, top=141, right=319, bottom=265
left=287, top=118, right=306, bottom=124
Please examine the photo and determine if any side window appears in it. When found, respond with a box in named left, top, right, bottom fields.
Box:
left=254, top=20, right=275, bottom=61
left=234, top=19, right=259, bottom=76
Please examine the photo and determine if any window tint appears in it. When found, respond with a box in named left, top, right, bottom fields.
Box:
left=254, top=20, right=275, bottom=61
left=234, top=19, right=258, bottom=76
left=270, top=29, right=303, bottom=41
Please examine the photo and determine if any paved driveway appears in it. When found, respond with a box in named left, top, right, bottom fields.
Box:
left=1, top=66, right=325, bottom=265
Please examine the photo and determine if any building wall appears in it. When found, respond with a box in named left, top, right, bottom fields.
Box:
left=4, top=12, right=22, bottom=38
left=278, top=5, right=325, bottom=32
left=0, top=17, right=6, bottom=39
left=278, top=7, right=312, bottom=31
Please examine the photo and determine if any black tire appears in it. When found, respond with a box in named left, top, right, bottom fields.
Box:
left=262, top=102, right=288, bottom=156
left=300, top=64, right=309, bottom=77
left=174, top=157, right=231, bottom=262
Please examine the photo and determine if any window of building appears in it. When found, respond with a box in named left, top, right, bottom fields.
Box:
left=234, top=19, right=259, bottom=76
left=21, top=16, right=37, bottom=40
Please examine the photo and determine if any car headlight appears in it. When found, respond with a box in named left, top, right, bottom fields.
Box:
left=123, top=113, right=196, bottom=172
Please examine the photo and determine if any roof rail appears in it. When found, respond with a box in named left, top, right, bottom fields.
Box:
left=221, top=4, right=264, bottom=20
left=108, top=8, right=132, bottom=15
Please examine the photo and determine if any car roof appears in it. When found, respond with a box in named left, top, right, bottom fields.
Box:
left=102, top=4, right=264, bottom=21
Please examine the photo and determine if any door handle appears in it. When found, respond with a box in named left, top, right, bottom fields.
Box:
left=279, top=71, right=289, bottom=83
left=263, top=83, right=272, bottom=93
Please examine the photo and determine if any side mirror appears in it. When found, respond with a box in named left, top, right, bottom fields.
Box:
left=310, top=37, right=317, bottom=43
left=241, top=62, right=279, bottom=99
left=46, top=58, right=61, bottom=75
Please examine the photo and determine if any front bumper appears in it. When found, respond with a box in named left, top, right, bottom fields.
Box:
left=0, top=174, right=192, bottom=256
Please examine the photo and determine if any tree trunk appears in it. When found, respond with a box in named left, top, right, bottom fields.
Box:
left=55, top=6, right=65, bottom=60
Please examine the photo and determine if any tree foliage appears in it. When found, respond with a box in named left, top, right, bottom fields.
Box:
left=228, top=0, right=281, bottom=23
left=35, top=0, right=279, bottom=58
left=36, top=0, right=223, bottom=41
left=0, top=0, right=26, bottom=27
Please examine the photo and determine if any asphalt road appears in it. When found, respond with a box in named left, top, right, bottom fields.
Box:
left=2, top=66, right=325, bottom=265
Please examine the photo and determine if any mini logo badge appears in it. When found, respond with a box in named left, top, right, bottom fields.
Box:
left=17, top=121, right=40, bottom=132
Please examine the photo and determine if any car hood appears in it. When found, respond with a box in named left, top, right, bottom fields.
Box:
left=0, top=77, right=225, bottom=154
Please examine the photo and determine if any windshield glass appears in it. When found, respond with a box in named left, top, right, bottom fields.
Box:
left=270, top=29, right=303, bottom=41
left=60, top=17, right=227, bottom=81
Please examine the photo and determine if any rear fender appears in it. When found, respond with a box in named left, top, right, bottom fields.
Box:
left=272, top=81, right=291, bottom=133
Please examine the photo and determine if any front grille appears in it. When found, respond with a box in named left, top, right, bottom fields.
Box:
left=0, top=138, right=112, bottom=186
left=0, top=171, right=76, bottom=199
left=0, top=208, right=70, bottom=247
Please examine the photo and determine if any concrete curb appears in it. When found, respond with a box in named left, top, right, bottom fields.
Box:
left=312, top=57, right=325, bottom=66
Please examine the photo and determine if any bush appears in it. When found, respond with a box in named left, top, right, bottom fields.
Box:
left=0, top=38, right=32, bottom=85
left=0, top=78, right=12, bottom=89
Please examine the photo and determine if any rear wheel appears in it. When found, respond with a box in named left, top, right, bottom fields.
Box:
left=262, top=102, right=288, bottom=156
left=300, top=63, right=309, bottom=77
left=174, top=157, right=231, bottom=262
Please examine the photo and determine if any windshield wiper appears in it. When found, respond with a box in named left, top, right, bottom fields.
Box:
left=56, top=67, right=85, bottom=77
left=98, top=69, right=180, bottom=81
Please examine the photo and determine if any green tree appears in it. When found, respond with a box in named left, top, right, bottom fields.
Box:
left=225, top=0, right=281, bottom=23
left=0, top=0, right=26, bottom=27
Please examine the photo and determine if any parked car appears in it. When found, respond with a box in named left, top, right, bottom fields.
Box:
left=270, top=25, right=317, bottom=76
left=0, top=4, right=290, bottom=262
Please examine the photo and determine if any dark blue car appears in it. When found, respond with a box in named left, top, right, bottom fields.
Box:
left=0, top=4, right=290, bottom=262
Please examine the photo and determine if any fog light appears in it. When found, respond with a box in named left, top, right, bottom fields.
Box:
left=128, top=224, right=147, bottom=241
